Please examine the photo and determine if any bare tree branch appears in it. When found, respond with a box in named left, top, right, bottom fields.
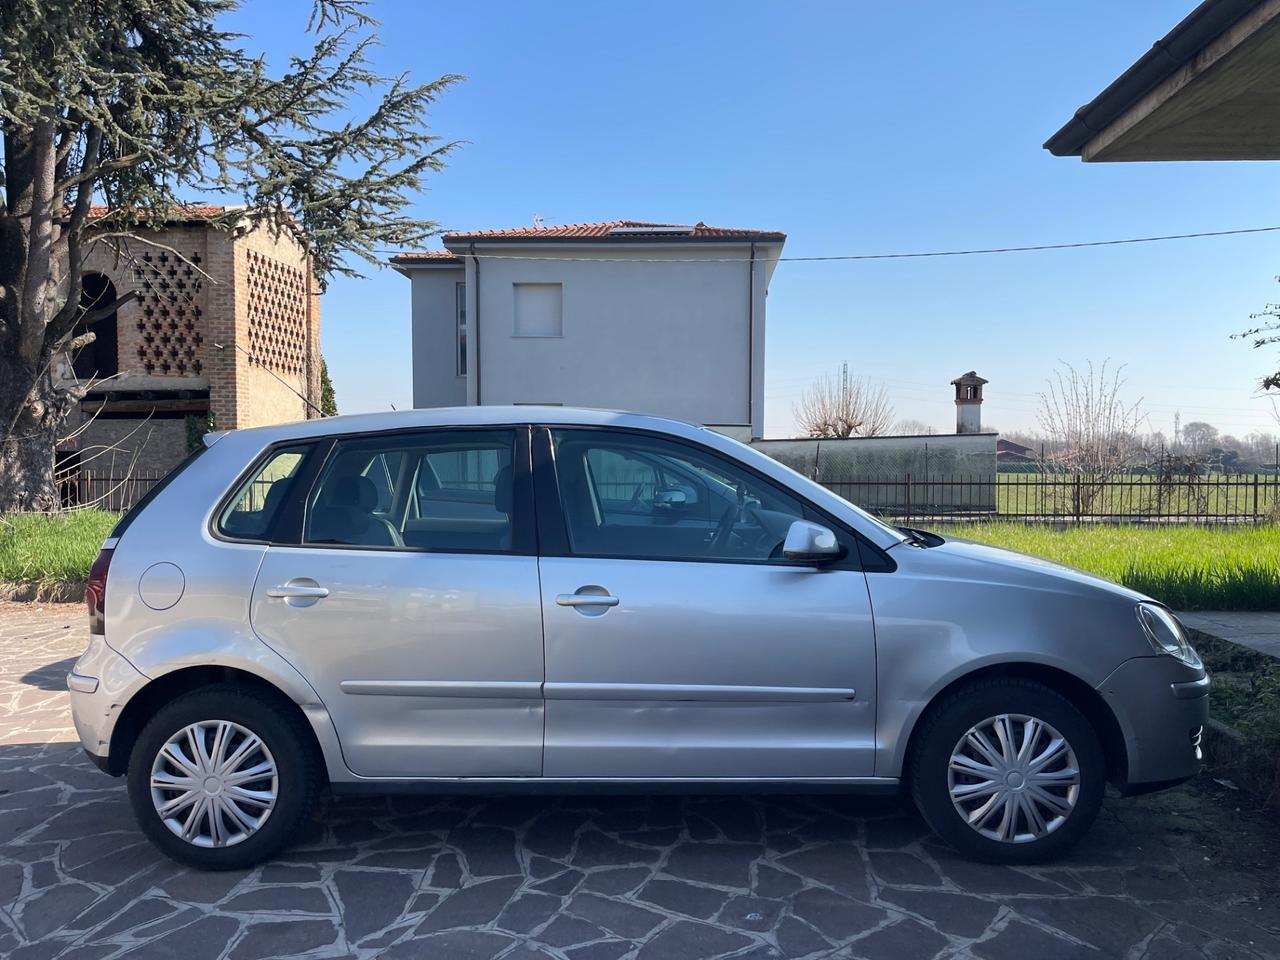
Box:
left=793, top=365, right=895, bottom=439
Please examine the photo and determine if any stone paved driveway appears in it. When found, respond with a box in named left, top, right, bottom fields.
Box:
left=2, top=603, right=1278, bottom=960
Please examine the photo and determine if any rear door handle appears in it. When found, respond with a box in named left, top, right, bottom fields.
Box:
left=556, top=594, right=619, bottom=607
left=267, top=584, right=330, bottom=599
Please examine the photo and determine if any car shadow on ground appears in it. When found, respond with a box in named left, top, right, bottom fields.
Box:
left=20, top=656, right=78, bottom=691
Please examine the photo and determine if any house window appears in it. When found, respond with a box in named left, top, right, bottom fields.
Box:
left=455, top=282, right=467, bottom=377
left=513, top=283, right=563, bottom=337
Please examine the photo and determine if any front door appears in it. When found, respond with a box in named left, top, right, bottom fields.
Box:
left=248, top=427, right=544, bottom=778
left=537, top=427, right=877, bottom=780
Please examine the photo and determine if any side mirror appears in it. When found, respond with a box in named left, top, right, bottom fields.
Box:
left=783, top=520, right=843, bottom=563
left=654, top=486, right=695, bottom=509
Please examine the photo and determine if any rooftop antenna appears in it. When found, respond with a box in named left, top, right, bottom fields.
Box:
left=532, top=213, right=545, bottom=229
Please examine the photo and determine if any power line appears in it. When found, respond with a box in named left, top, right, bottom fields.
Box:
left=383, top=224, right=1280, bottom=264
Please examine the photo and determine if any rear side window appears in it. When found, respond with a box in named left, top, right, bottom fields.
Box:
left=305, top=429, right=517, bottom=553
left=217, top=445, right=312, bottom=541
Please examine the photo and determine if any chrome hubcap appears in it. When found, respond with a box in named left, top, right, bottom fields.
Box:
left=150, top=720, right=278, bottom=848
left=948, top=713, right=1080, bottom=844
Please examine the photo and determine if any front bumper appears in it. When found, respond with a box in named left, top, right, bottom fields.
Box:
left=1097, top=656, right=1209, bottom=792
left=68, top=633, right=147, bottom=772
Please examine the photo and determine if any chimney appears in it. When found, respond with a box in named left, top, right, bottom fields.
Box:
left=951, top=371, right=988, bottom=434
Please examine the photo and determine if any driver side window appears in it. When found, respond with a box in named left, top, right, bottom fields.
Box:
left=551, top=429, right=807, bottom=563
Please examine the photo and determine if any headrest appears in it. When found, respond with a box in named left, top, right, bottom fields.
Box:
left=493, top=464, right=513, bottom=516
left=261, top=477, right=293, bottom=516
left=323, top=474, right=378, bottom=513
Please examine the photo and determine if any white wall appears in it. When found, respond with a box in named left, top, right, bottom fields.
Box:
left=753, top=433, right=998, bottom=480
left=469, top=245, right=772, bottom=435
left=409, top=266, right=467, bottom=409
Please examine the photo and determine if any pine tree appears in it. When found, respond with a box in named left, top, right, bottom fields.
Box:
left=320, top=357, right=338, bottom=417
left=0, top=0, right=458, bottom=510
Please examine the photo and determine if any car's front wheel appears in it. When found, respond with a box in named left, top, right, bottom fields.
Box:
left=908, top=678, right=1105, bottom=863
left=126, top=684, right=320, bottom=870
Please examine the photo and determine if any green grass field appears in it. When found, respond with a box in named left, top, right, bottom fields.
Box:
left=994, top=473, right=1280, bottom=519
left=1, top=508, right=1276, bottom=612
left=947, top=522, right=1280, bottom=611
left=0, top=511, right=118, bottom=585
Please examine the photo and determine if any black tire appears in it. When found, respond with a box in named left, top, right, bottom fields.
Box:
left=126, top=684, right=321, bottom=870
left=908, top=678, right=1105, bottom=864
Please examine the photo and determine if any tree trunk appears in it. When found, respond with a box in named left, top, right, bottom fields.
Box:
left=0, top=355, right=83, bottom=513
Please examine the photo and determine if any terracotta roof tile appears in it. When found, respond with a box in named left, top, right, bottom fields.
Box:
left=443, top=220, right=786, bottom=243
left=388, top=250, right=463, bottom=264
left=87, top=204, right=234, bottom=221
left=390, top=221, right=785, bottom=266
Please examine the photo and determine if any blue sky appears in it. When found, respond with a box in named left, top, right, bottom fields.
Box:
left=231, top=1, right=1280, bottom=440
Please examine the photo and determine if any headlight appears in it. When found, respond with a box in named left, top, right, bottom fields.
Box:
left=1136, top=603, right=1201, bottom=667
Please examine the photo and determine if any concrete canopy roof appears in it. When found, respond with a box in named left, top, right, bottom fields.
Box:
left=1045, top=0, right=1280, bottom=161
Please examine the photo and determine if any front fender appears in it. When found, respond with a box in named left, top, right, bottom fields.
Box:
left=868, top=547, right=1145, bottom=778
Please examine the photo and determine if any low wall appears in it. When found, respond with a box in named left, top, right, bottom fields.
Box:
left=751, top=433, right=998, bottom=515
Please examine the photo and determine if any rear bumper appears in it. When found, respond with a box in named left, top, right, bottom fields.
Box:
left=67, top=634, right=147, bottom=773
left=1097, top=657, right=1209, bottom=792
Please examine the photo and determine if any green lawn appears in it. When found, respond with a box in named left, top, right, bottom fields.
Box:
left=0, top=510, right=118, bottom=585
left=994, top=473, right=1280, bottom=519
left=2, top=509, right=1276, bottom=613
left=946, top=522, right=1280, bottom=611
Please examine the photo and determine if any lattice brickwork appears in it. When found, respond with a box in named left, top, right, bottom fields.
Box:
left=245, top=249, right=309, bottom=375
left=132, top=251, right=204, bottom=376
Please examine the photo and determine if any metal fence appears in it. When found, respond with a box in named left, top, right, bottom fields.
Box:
left=60, top=470, right=167, bottom=512
left=822, top=473, right=1280, bottom=523
left=56, top=470, right=1280, bottom=524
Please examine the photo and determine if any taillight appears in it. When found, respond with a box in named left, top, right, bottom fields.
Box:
left=86, top=547, right=113, bottom=635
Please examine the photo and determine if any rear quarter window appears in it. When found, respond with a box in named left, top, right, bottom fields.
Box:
left=217, top=444, right=314, bottom=541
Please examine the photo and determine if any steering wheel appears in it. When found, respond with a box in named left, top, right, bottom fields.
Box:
left=711, top=502, right=739, bottom=552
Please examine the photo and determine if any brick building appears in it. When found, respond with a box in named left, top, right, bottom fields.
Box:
left=60, top=206, right=322, bottom=489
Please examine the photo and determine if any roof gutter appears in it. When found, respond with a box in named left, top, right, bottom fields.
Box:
left=470, top=242, right=481, bottom=405
left=747, top=242, right=756, bottom=436
left=1044, top=0, right=1262, bottom=157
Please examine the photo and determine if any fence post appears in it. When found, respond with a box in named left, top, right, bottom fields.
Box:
left=904, top=473, right=912, bottom=525
left=1255, top=473, right=1260, bottom=523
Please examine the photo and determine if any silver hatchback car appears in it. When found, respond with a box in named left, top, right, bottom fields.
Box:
left=69, top=408, right=1208, bottom=869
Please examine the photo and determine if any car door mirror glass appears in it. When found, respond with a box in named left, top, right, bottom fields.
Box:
left=653, top=486, right=694, bottom=509
left=782, top=520, right=842, bottom=562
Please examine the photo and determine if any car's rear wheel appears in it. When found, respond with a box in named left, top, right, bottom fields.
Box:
left=908, top=678, right=1105, bottom=863
left=126, top=685, right=320, bottom=870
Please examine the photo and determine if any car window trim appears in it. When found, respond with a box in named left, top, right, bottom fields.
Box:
left=534, top=424, right=869, bottom=572
left=209, top=439, right=328, bottom=546
left=292, top=424, right=536, bottom=557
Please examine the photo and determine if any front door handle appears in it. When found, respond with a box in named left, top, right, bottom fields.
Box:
left=267, top=583, right=330, bottom=599
left=556, top=593, right=619, bottom=607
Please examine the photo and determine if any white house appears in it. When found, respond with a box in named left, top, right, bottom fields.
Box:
left=390, top=220, right=786, bottom=440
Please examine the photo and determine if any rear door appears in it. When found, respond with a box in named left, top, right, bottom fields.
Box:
left=535, top=426, right=877, bottom=780
left=246, top=426, right=545, bottom=779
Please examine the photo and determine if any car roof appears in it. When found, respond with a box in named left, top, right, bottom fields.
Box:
left=206, top=406, right=707, bottom=446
